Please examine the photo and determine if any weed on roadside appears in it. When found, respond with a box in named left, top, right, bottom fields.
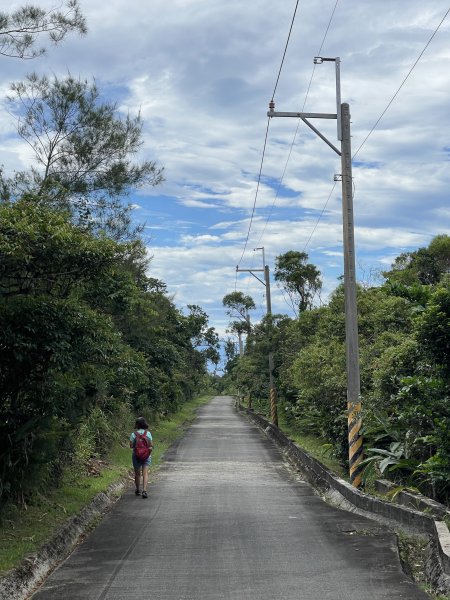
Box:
left=396, top=530, right=449, bottom=600
left=0, top=394, right=212, bottom=575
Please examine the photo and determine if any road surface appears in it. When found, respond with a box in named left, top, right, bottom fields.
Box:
left=32, top=396, right=429, bottom=599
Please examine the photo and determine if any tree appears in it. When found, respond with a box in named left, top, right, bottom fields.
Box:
left=0, top=198, right=122, bottom=299
left=222, top=291, right=255, bottom=325
left=222, top=291, right=255, bottom=355
left=274, top=251, right=322, bottom=315
left=0, top=1, right=86, bottom=59
left=228, top=320, right=249, bottom=356
left=416, top=278, right=450, bottom=374
left=224, top=338, right=237, bottom=372
left=383, top=235, right=450, bottom=287
left=0, top=198, right=220, bottom=502
left=0, top=198, right=150, bottom=502
left=5, top=74, right=164, bottom=239
left=185, top=305, right=220, bottom=367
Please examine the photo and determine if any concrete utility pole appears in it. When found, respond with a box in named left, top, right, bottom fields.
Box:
left=340, top=103, right=362, bottom=488
left=267, top=57, right=363, bottom=487
left=236, top=254, right=278, bottom=426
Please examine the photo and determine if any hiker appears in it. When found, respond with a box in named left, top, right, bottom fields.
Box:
left=130, top=416, right=153, bottom=499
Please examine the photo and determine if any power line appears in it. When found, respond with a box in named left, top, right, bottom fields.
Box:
left=237, top=1, right=303, bottom=267
left=272, top=0, right=301, bottom=101
left=237, top=117, right=270, bottom=266
left=303, top=181, right=337, bottom=252
left=303, top=0, right=339, bottom=111
left=255, top=0, right=340, bottom=249
left=353, top=6, right=450, bottom=160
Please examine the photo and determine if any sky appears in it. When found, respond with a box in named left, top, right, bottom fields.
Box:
left=1, top=0, right=449, bottom=370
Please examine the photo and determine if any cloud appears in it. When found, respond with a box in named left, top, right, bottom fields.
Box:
left=180, top=234, right=221, bottom=244
left=0, top=0, right=448, bottom=335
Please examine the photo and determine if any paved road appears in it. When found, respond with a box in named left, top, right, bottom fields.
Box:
left=32, top=396, right=429, bottom=600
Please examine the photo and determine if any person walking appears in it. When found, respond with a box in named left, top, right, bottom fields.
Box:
left=130, top=416, right=153, bottom=499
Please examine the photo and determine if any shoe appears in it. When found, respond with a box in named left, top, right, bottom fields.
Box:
left=142, top=491, right=148, bottom=499
left=135, top=489, right=141, bottom=496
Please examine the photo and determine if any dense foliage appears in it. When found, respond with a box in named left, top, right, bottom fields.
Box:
left=0, top=199, right=218, bottom=504
left=3, top=73, right=164, bottom=240
left=0, top=0, right=220, bottom=510
left=224, top=236, right=450, bottom=503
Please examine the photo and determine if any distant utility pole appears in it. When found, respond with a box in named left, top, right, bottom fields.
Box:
left=267, top=57, right=362, bottom=487
left=237, top=248, right=278, bottom=426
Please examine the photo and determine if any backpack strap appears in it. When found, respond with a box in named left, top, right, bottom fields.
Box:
left=135, top=430, right=148, bottom=443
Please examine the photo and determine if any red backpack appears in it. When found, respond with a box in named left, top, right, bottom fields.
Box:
left=134, top=430, right=151, bottom=461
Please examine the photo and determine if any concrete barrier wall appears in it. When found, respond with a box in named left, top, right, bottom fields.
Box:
left=375, top=478, right=449, bottom=520
left=0, top=480, right=126, bottom=600
left=239, top=405, right=450, bottom=595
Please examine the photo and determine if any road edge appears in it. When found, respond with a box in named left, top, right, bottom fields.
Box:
left=237, top=403, right=450, bottom=597
left=0, top=479, right=127, bottom=600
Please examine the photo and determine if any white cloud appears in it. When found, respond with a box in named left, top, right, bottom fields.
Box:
left=180, top=234, right=221, bottom=244
left=0, top=0, right=448, bottom=334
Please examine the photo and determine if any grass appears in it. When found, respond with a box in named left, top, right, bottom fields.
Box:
left=246, top=402, right=449, bottom=599
left=0, top=394, right=213, bottom=575
left=276, top=410, right=349, bottom=480
left=239, top=398, right=349, bottom=480
left=397, top=532, right=450, bottom=600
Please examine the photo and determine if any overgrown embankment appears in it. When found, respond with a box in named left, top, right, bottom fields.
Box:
left=222, top=235, right=450, bottom=506
left=0, top=393, right=213, bottom=575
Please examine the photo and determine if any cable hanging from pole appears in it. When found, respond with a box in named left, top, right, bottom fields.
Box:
left=237, top=0, right=302, bottom=268
left=237, top=117, right=271, bottom=267
left=255, top=0, right=340, bottom=250
left=271, top=0, right=301, bottom=102
left=303, top=181, right=337, bottom=252
left=353, top=6, right=450, bottom=160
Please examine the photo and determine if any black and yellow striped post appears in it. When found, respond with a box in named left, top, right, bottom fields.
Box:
left=340, top=102, right=363, bottom=487
left=269, top=382, right=278, bottom=427
left=348, top=399, right=363, bottom=487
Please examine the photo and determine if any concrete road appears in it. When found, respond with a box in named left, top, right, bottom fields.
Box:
left=32, top=396, right=429, bottom=599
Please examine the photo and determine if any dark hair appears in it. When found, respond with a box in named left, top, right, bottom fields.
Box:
left=135, top=416, right=148, bottom=430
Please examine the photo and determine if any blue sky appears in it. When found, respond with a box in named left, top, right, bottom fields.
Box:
left=1, top=0, right=449, bottom=370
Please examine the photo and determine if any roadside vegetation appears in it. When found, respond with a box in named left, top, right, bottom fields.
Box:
left=221, top=239, right=450, bottom=506
left=0, top=1, right=220, bottom=546
left=0, top=393, right=213, bottom=574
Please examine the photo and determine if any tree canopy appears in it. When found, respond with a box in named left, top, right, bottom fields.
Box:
left=4, top=73, right=164, bottom=239
left=0, top=199, right=217, bottom=504
left=223, top=238, right=450, bottom=503
left=274, top=251, right=322, bottom=315
left=0, top=1, right=86, bottom=59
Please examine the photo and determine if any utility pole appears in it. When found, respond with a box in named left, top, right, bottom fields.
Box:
left=340, top=102, right=362, bottom=488
left=236, top=252, right=278, bottom=426
left=267, top=57, right=363, bottom=487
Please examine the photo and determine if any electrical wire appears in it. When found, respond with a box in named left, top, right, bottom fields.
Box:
left=303, top=181, right=337, bottom=252
left=237, top=0, right=303, bottom=267
left=236, top=117, right=270, bottom=266
left=303, top=0, right=339, bottom=111
left=254, top=0, right=340, bottom=249
left=272, top=0, right=301, bottom=101
left=352, top=6, right=450, bottom=160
